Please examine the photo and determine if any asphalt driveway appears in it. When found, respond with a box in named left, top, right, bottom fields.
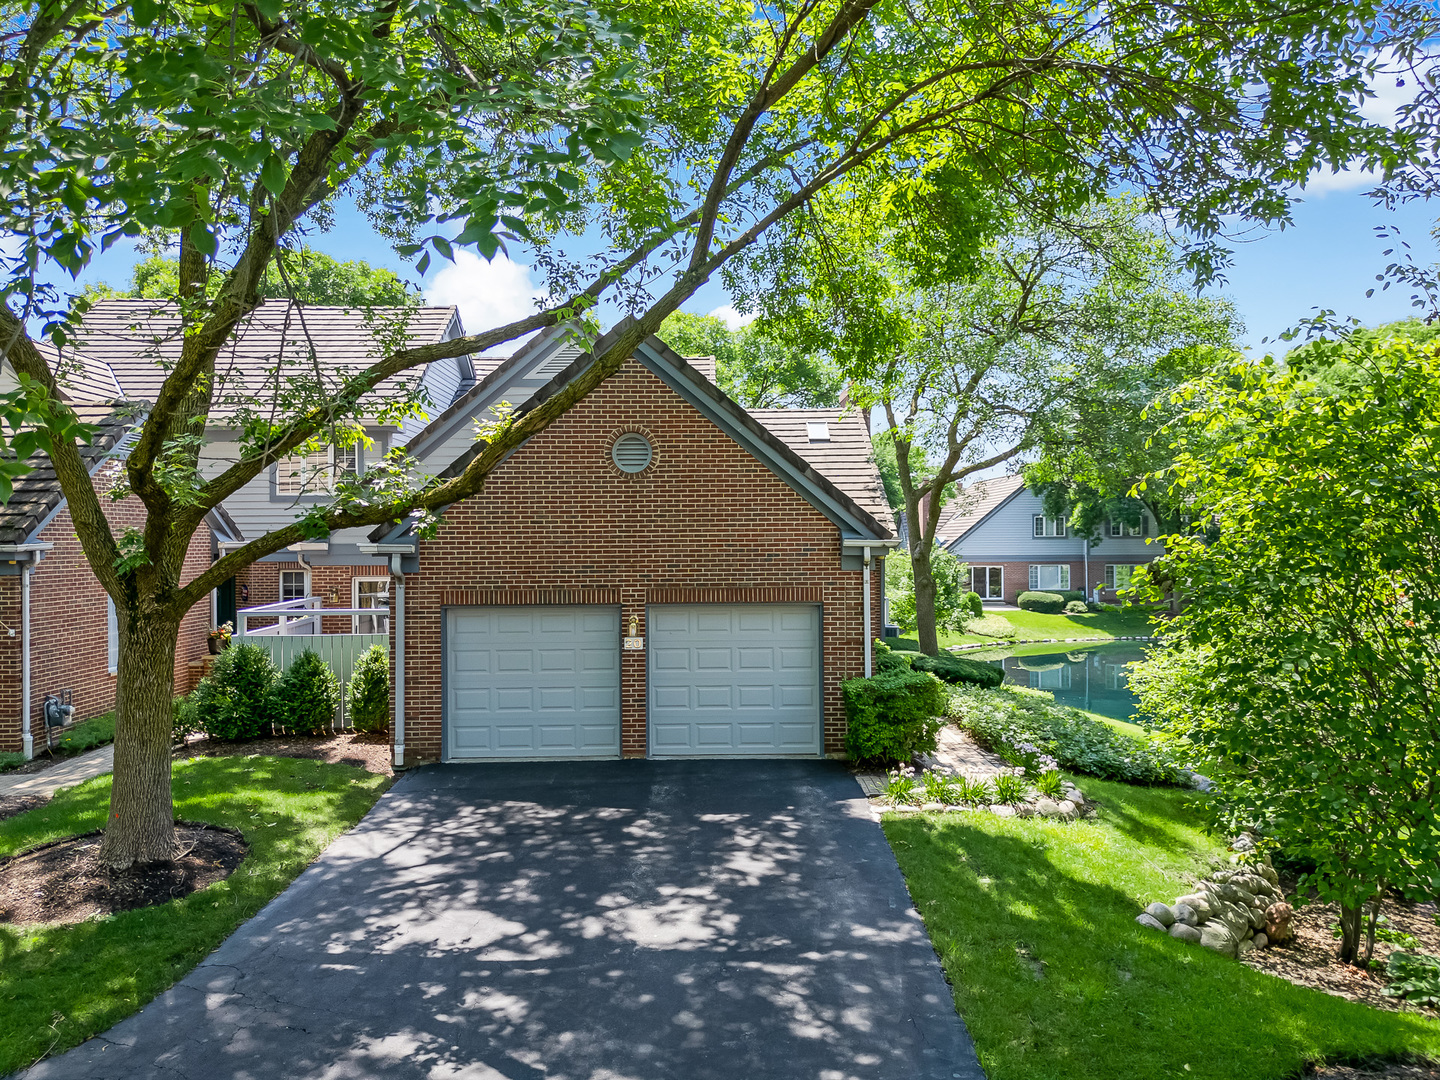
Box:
left=25, top=760, right=983, bottom=1080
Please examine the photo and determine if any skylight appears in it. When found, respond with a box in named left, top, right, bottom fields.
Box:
left=806, top=421, right=831, bottom=442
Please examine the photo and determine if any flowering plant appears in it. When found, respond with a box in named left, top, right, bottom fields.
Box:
left=882, top=764, right=918, bottom=804
left=207, top=622, right=233, bottom=643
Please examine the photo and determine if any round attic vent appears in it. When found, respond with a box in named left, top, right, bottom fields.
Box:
left=611, top=432, right=653, bottom=473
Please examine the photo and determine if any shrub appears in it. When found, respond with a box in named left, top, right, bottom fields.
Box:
left=1017, top=590, right=1065, bottom=614
left=1063, top=600, right=1089, bottom=614
left=347, top=644, right=391, bottom=733
left=993, top=772, right=1029, bottom=803
left=964, top=591, right=984, bottom=619
left=173, top=695, right=202, bottom=742
left=949, top=684, right=1188, bottom=784
left=909, top=651, right=1004, bottom=688
left=956, top=776, right=993, bottom=805
left=193, top=643, right=278, bottom=741
left=1034, top=770, right=1066, bottom=798
left=885, top=548, right=975, bottom=631
left=268, top=650, right=340, bottom=735
left=873, top=639, right=913, bottom=674
left=842, top=669, right=948, bottom=764
left=1058, top=590, right=1088, bottom=604
left=967, top=613, right=1017, bottom=639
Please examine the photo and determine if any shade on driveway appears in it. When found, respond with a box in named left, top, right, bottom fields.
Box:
left=24, top=760, right=984, bottom=1080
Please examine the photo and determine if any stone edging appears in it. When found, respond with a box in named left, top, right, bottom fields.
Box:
left=947, top=635, right=1156, bottom=652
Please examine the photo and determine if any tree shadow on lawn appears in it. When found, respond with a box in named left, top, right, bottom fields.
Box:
left=885, top=812, right=1440, bottom=1080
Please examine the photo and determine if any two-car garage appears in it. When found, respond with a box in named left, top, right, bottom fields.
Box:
left=444, top=604, right=822, bottom=761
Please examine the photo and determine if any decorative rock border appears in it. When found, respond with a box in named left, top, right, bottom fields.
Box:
left=875, top=784, right=1097, bottom=822
left=1137, top=855, right=1293, bottom=958
left=946, top=635, right=1156, bottom=652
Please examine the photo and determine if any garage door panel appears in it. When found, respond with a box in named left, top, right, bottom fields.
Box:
left=649, top=604, right=820, bottom=756
left=446, top=606, right=620, bottom=760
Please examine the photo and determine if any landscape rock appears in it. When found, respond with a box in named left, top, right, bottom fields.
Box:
left=1035, top=798, right=1063, bottom=818
left=1257, top=864, right=1280, bottom=887
left=1136, top=913, right=1168, bottom=932
left=1169, top=923, right=1203, bottom=944
left=1251, top=932, right=1268, bottom=950
left=1174, top=893, right=1214, bottom=922
left=1199, top=920, right=1239, bottom=957
left=1172, top=902, right=1199, bottom=927
left=990, top=804, right=1016, bottom=818
left=1265, top=902, right=1294, bottom=943
left=921, top=802, right=944, bottom=812
left=1145, top=902, right=1176, bottom=927
left=1236, top=938, right=1257, bottom=959
left=1064, top=788, right=1085, bottom=807
left=1057, top=799, right=1077, bottom=819
left=1232, top=832, right=1257, bottom=853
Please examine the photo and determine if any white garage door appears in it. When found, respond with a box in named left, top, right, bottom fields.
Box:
left=649, top=604, right=821, bottom=756
left=446, top=606, right=620, bottom=760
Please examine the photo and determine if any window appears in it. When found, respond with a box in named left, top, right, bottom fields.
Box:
left=1028, top=564, right=1071, bottom=591
left=275, top=445, right=358, bottom=497
left=352, top=577, right=390, bottom=635
left=1128, top=516, right=1150, bottom=537
left=1104, top=564, right=1137, bottom=590
left=1032, top=515, right=1066, bottom=538
left=970, top=565, right=1003, bottom=600
left=106, top=597, right=118, bottom=675
left=1108, top=519, right=1123, bottom=538
left=280, top=570, right=309, bottom=602
left=1030, top=666, right=1072, bottom=691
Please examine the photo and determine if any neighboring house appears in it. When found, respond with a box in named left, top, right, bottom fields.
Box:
left=935, top=474, right=1163, bottom=605
left=364, top=324, right=897, bottom=765
left=0, top=405, right=222, bottom=756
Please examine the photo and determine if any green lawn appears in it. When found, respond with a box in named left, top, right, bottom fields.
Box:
left=0, top=756, right=389, bottom=1074
left=0, top=712, right=117, bottom=773
left=887, top=607, right=1158, bottom=650
left=885, top=780, right=1440, bottom=1080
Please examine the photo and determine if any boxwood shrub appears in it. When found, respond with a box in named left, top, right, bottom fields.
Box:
left=1017, top=590, right=1065, bottom=614
left=948, top=684, right=1187, bottom=784
left=268, top=649, right=341, bottom=735
left=842, top=669, right=948, bottom=764
left=908, top=651, right=1004, bottom=688
left=193, top=643, right=278, bottom=741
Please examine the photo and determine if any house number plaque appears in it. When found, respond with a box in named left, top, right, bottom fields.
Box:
left=623, top=637, right=645, bottom=650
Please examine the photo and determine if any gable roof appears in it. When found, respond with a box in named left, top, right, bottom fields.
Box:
left=746, top=408, right=889, bottom=526
left=372, top=323, right=893, bottom=543
left=61, top=299, right=463, bottom=419
left=935, top=473, right=1028, bottom=548
left=0, top=409, right=133, bottom=546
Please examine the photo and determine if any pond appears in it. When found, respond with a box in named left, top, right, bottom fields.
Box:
left=965, top=641, right=1149, bottom=723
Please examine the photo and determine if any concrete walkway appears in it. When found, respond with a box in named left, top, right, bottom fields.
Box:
left=24, top=759, right=985, bottom=1080
left=0, top=743, right=113, bottom=799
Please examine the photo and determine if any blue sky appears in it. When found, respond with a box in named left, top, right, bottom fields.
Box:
left=60, top=181, right=1438, bottom=359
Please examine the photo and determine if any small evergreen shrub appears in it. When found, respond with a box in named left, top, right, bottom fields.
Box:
left=1063, top=599, right=1090, bottom=614
left=909, top=651, right=1004, bottom=688
left=1017, top=591, right=1065, bottom=614
left=964, top=591, right=984, bottom=619
left=194, top=643, right=278, bottom=740
left=842, top=669, right=948, bottom=764
left=949, top=684, right=1188, bottom=784
left=268, top=649, right=341, bottom=735
left=347, top=644, right=391, bottom=733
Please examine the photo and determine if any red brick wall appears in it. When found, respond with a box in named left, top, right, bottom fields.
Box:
left=239, top=562, right=388, bottom=634
left=0, top=457, right=214, bottom=753
left=965, top=558, right=1157, bottom=605
left=396, top=360, right=884, bottom=763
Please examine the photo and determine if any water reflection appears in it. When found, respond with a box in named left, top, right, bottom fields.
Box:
left=969, top=643, right=1147, bottom=722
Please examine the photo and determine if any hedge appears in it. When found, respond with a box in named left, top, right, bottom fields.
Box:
left=842, top=668, right=948, bottom=764
left=908, top=651, right=1004, bottom=688
left=1017, top=590, right=1065, bottom=614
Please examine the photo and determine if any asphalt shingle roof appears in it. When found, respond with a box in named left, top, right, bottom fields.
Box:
left=63, top=300, right=461, bottom=418
left=935, top=473, right=1027, bottom=546
left=0, top=409, right=132, bottom=545
left=746, top=409, right=890, bottom=528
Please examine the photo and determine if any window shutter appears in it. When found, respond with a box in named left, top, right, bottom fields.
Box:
left=1029, top=565, right=1038, bottom=590
left=107, top=598, right=119, bottom=675
left=1060, top=565, right=1071, bottom=589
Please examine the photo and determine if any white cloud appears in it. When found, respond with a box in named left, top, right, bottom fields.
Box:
left=425, top=251, right=545, bottom=341
left=1299, top=166, right=1383, bottom=196
left=708, top=303, right=756, bottom=330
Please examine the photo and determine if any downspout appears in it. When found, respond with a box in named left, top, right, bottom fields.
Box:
left=1083, top=536, right=1090, bottom=602
left=863, top=545, right=872, bottom=677
left=21, top=563, right=32, bottom=759
left=389, top=553, right=405, bottom=767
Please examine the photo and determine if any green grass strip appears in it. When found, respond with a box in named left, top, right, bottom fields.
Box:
left=0, top=755, right=389, bottom=1073
left=885, top=778, right=1440, bottom=1080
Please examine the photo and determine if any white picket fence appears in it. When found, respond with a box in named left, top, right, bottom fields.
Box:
left=235, top=598, right=388, bottom=731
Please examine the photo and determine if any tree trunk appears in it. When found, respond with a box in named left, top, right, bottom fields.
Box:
left=912, top=544, right=940, bottom=656
left=98, top=608, right=182, bottom=869
left=1337, top=903, right=1364, bottom=965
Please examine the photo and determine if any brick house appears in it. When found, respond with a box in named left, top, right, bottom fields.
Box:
left=935, top=474, right=1164, bottom=605
left=0, top=407, right=221, bottom=756
left=364, top=325, right=897, bottom=765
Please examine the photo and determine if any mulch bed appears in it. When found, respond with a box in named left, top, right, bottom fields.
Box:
left=1309, top=1063, right=1440, bottom=1079
left=1244, top=890, right=1440, bottom=1016
left=0, top=794, right=50, bottom=823
left=0, top=823, right=247, bottom=927
left=174, top=731, right=394, bottom=776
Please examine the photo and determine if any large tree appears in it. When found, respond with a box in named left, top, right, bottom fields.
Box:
left=89, top=249, right=417, bottom=307
left=0, top=0, right=1434, bottom=868
left=740, top=198, right=1237, bottom=653
left=657, top=311, right=839, bottom=407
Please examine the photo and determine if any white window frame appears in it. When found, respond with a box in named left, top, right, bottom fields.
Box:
left=1028, top=564, right=1071, bottom=591
left=280, top=570, right=310, bottom=602
left=1127, top=515, right=1149, bottom=537
left=275, top=444, right=359, bottom=497
left=1108, top=519, right=1123, bottom=538
left=971, top=565, right=1004, bottom=600
left=1104, top=564, right=1136, bottom=591
left=1033, top=514, right=1066, bottom=538
left=352, top=576, right=390, bottom=635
